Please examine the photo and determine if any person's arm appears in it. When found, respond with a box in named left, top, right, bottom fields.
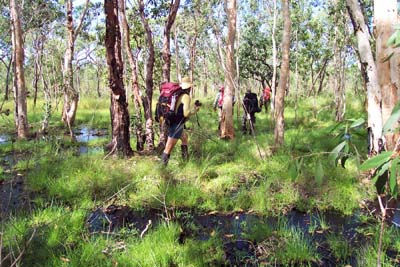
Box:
left=182, top=94, right=199, bottom=118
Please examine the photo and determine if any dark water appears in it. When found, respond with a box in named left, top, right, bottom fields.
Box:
left=86, top=206, right=385, bottom=266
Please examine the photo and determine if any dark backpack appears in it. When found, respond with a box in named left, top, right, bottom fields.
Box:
left=243, top=92, right=261, bottom=113
left=155, top=82, right=185, bottom=125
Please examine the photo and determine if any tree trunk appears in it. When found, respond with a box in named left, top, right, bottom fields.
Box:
left=162, top=0, right=180, bottom=83
left=0, top=57, right=12, bottom=101
left=270, top=0, right=278, bottom=113
left=334, top=27, right=346, bottom=122
left=10, top=0, right=28, bottom=139
left=158, top=0, right=180, bottom=151
left=139, top=0, right=155, bottom=151
left=189, top=34, right=197, bottom=97
left=347, top=0, right=383, bottom=155
left=374, top=0, right=399, bottom=150
left=119, top=0, right=145, bottom=151
left=104, top=0, right=133, bottom=157
left=62, top=0, right=90, bottom=131
left=203, top=54, right=208, bottom=97
left=274, top=0, right=291, bottom=147
left=174, top=24, right=181, bottom=82
left=220, top=0, right=236, bottom=140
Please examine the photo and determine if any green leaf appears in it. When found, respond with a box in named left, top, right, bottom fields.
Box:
left=390, top=158, right=399, bottom=198
left=383, top=102, right=400, bottom=133
left=315, top=160, right=324, bottom=186
left=359, top=151, right=393, bottom=171
left=330, top=141, right=346, bottom=165
left=349, top=118, right=365, bottom=129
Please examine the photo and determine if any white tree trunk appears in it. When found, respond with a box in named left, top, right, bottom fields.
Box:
left=375, top=0, right=399, bottom=150
left=10, top=0, right=28, bottom=139
left=347, top=0, right=383, bottom=155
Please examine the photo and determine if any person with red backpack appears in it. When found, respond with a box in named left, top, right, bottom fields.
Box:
left=159, top=77, right=201, bottom=165
left=260, top=86, right=272, bottom=112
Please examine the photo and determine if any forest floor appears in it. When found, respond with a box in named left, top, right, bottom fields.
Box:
left=1, top=94, right=400, bottom=266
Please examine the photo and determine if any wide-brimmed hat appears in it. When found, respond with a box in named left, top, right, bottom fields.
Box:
left=181, top=77, right=192, bottom=89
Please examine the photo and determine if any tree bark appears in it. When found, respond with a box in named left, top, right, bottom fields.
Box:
left=0, top=57, right=12, bottom=101
left=10, top=0, right=28, bottom=139
left=347, top=0, right=383, bottom=155
left=139, top=0, right=155, bottom=151
left=270, top=0, right=278, bottom=113
left=104, top=0, right=133, bottom=157
left=274, top=0, right=291, bottom=147
left=62, top=0, right=90, bottom=131
left=174, top=24, right=181, bottom=82
left=374, top=1, right=399, bottom=150
left=119, top=0, right=145, bottom=151
left=220, top=0, right=236, bottom=140
left=162, top=0, right=180, bottom=83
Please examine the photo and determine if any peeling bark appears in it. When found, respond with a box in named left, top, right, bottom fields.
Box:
left=274, top=0, right=291, bottom=147
left=104, top=0, right=133, bottom=157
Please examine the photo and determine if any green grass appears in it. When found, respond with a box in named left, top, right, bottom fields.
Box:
left=0, top=92, right=383, bottom=266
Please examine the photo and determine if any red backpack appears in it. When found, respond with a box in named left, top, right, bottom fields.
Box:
left=263, top=87, right=271, bottom=101
left=155, top=82, right=184, bottom=124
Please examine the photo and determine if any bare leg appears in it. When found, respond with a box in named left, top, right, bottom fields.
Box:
left=164, top=137, right=179, bottom=154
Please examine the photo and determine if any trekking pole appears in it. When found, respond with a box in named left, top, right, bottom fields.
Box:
left=241, top=101, right=265, bottom=160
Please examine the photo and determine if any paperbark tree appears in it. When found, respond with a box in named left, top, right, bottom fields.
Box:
left=374, top=1, right=399, bottom=150
left=346, top=0, right=383, bottom=155
left=138, top=0, right=155, bottom=151
left=104, top=0, right=133, bottom=156
left=62, top=0, right=90, bottom=132
left=274, top=0, right=291, bottom=147
left=220, top=0, right=236, bottom=140
left=119, top=0, right=145, bottom=151
left=10, top=0, right=28, bottom=139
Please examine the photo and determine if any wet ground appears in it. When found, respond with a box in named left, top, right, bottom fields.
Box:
left=1, top=127, right=400, bottom=265
left=0, top=127, right=108, bottom=218
left=85, top=204, right=400, bottom=266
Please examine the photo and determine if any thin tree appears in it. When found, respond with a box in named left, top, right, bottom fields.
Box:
left=162, top=0, right=180, bottom=82
left=62, top=0, right=90, bottom=132
left=270, top=0, right=277, bottom=113
left=138, top=0, right=155, bottom=151
left=374, top=0, right=399, bottom=150
left=10, top=0, right=28, bottom=139
left=104, top=0, right=133, bottom=156
left=220, top=0, right=237, bottom=140
left=119, top=0, right=145, bottom=151
left=274, top=0, right=291, bottom=147
left=158, top=0, right=180, bottom=151
left=346, top=0, right=383, bottom=155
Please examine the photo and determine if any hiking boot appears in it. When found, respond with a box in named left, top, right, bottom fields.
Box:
left=181, top=145, right=189, bottom=161
left=161, top=152, right=170, bottom=166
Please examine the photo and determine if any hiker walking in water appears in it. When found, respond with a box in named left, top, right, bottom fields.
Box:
left=160, top=77, right=201, bottom=165
left=260, top=86, right=272, bottom=112
left=242, top=89, right=261, bottom=134
left=213, top=86, right=235, bottom=135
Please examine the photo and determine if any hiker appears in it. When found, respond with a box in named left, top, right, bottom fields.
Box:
left=260, top=86, right=271, bottom=112
left=213, top=86, right=235, bottom=133
left=160, top=77, right=201, bottom=165
left=242, top=89, right=261, bottom=134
